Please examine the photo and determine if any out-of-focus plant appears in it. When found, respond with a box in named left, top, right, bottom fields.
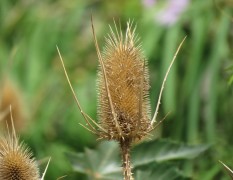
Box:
left=0, top=78, right=27, bottom=133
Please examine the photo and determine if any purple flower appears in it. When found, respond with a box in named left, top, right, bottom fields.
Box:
left=142, top=0, right=189, bottom=26
left=142, top=0, right=156, bottom=8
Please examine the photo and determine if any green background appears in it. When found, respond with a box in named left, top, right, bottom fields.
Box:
left=0, top=0, right=232, bottom=179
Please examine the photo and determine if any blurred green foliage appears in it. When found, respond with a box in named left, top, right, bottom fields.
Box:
left=66, top=140, right=208, bottom=179
left=0, top=0, right=233, bottom=179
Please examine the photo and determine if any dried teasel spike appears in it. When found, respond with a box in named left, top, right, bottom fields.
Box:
left=41, top=157, right=51, bottom=180
left=151, top=36, right=187, bottom=126
left=56, top=46, right=100, bottom=135
left=126, top=20, right=137, bottom=47
left=78, top=123, right=96, bottom=134
left=148, top=111, right=171, bottom=134
left=57, top=46, right=109, bottom=136
left=113, top=19, right=122, bottom=43
left=0, top=106, right=40, bottom=180
left=82, top=111, right=108, bottom=134
left=219, top=160, right=233, bottom=179
left=56, top=175, right=68, bottom=180
left=91, top=16, right=123, bottom=138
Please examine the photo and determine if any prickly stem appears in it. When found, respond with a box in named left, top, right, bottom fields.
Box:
left=120, top=139, right=134, bottom=180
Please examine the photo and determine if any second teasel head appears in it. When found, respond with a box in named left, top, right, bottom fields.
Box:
left=0, top=118, right=40, bottom=180
left=96, top=21, right=152, bottom=142
left=0, top=136, right=40, bottom=180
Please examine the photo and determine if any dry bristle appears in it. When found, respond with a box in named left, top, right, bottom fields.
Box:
left=0, top=135, right=40, bottom=180
left=97, top=21, right=151, bottom=142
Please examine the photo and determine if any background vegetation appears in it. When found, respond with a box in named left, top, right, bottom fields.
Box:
left=0, top=0, right=232, bottom=179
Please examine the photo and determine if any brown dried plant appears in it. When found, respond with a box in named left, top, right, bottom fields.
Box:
left=57, top=18, right=186, bottom=180
left=0, top=107, right=51, bottom=180
left=219, top=160, right=233, bottom=179
left=0, top=78, right=26, bottom=133
left=0, top=107, right=40, bottom=180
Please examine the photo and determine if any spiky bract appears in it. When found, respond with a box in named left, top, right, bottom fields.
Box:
left=97, top=22, right=151, bottom=142
left=0, top=135, right=40, bottom=180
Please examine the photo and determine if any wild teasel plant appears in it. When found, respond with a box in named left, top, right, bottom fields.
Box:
left=0, top=135, right=40, bottom=180
left=0, top=107, right=50, bottom=180
left=57, top=18, right=185, bottom=180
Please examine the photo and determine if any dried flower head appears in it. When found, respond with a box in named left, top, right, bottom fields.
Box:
left=57, top=18, right=185, bottom=180
left=97, top=21, right=151, bottom=142
left=0, top=136, right=40, bottom=180
left=0, top=108, right=40, bottom=180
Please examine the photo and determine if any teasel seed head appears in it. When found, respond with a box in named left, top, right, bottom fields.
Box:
left=57, top=18, right=186, bottom=143
left=57, top=19, right=185, bottom=142
left=0, top=136, right=40, bottom=180
left=97, top=21, right=151, bottom=142
left=0, top=108, right=40, bottom=180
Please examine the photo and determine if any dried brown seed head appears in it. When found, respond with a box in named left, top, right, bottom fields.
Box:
left=97, top=21, right=151, bottom=142
left=0, top=135, right=40, bottom=180
left=0, top=107, right=40, bottom=180
left=58, top=19, right=185, bottom=144
left=57, top=18, right=185, bottom=180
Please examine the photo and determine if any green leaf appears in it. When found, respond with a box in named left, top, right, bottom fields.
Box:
left=66, top=139, right=208, bottom=179
left=132, top=139, right=209, bottom=166
left=134, top=162, right=190, bottom=180
left=66, top=141, right=123, bottom=180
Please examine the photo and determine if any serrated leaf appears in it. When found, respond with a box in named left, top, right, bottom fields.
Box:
left=134, top=162, right=190, bottom=180
left=132, top=139, right=209, bottom=166
left=66, top=139, right=208, bottom=179
left=66, top=141, right=122, bottom=180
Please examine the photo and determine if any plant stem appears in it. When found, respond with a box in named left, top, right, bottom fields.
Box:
left=120, top=139, right=133, bottom=180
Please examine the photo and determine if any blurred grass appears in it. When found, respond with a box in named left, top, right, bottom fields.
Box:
left=0, top=0, right=233, bottom=179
